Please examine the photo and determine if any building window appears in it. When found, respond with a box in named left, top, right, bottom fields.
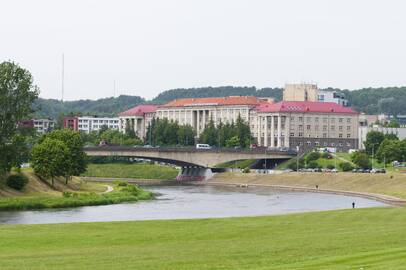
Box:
left=339, top=126, right=343, bottom=131
left=331, top=126, right=335, bottom=130
left=347, top=134, right=351, bottom=138
left=323, top=125, right=327, bottom=131
left=290, top=133, right=295, bottom=137
left=347, top=126, right=351, bottom=130
left=339, top=118, right=343, bottom=123
left=299, top=142, right=303, bottom=146
left=299, top=125, right=303, bottom=130
left=323, top=118, right=328, bottom=123
left=346, top=142, right=351, bottom=147
left=306, top=125, right=311, bottom=130
left=290, top=116, right=295, bottom=121
left=331, top=118, right=335, bottom=123
left=315, top=117, right=319, bottom=122
left=299, top=132, right=303, bottom=137
left=315, top=125, right=319, bottom=131
left=315, top=141, right=320, bottom=146
left=339, top=143, right=343, bottom=146
left=323, top=142, right=328, bottom=146
left=307, top=117, right=311, bottom=122
left=339, top=133, right=343, bottom=138
left=347, top=118, right=351, bottom=123
left=307, top=141, right=311, bottom=146
left=299, top=117, right=303, bottom=122
left=323, top=133, right=327, bottom=138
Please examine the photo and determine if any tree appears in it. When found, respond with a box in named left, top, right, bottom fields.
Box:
left=200, top=119, right=218, bottom=146
left=339, top=162, right=354, bottom=172
left=307, top=161, right=318, bottom=169
left=225, top=136, right=240, bottom=148
left=306, top=152, right=320, bottom=163
left=31, top=138, right=68, bottom=186
left=364, top=131, right=385, bottom=155
left=177, top=124, right=194, bottom=146
left=0, top=61, right=38, bottom=178
left=376, top=139, right=402, bottom=163
left=384, top=133, right=399, bottom=141
left=235, top=114, right=252, bottom=147
left=351, top=152, right=371, bottom=169
left=41, top=129, right=88, bottom=184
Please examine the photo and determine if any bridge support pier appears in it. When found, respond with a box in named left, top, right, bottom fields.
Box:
left=176, top=167, right=213, bottom=181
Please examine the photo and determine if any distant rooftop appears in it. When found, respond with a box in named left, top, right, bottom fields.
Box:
left=255, top=101, right=358, bottom=114
left=161, top=96, right=267, bottom=107
left=119, top=104, right=158, bottom=117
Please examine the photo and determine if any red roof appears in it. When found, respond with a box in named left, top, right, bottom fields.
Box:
left=161, top=96, right=265, bottom=107
left=119, top=104, right=158, bottom=117
left=255, top=101, right=358, bottom=114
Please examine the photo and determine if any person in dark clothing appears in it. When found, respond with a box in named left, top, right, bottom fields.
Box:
left=352, top=202, right=355, bottom=208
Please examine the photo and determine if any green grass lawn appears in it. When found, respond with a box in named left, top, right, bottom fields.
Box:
left=82, top=163, right=179, bottom=179
left=1, top=207, right=406, bottom=269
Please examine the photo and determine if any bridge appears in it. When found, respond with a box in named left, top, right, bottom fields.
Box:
left=84, top=146, right=296, bottom=168
left=84, top=146, right=296, bottom=181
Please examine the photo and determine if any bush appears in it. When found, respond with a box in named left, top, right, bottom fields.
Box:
left=242, top=167, right=250, bottom=173
left=6, top=174, right=29, bottom=190
left=307, top=161, right=319, bottom=169
left=326, top=164, right=335, bottom=170
left=114, top=180, right=128, bottom=187
left=339, top=162, right=354, bottom=172
left=321, top=152, right=331, bottom=159
left=306, top=152, right=320, bottom=162
left=121, top=184, right=141, bottom=195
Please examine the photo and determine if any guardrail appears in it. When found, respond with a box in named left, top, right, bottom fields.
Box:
left=84, top=146, right=297, bottom=155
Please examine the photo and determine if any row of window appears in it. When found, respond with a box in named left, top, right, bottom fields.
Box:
left=297, top=141, right=352, bottom=147
left=291, top=116, right=352, bottom=123
left=79, top=119, right=119, bottom=124
left=293, top=132, right=352, bottom=138
left=297, top=125, right=352, bottom=131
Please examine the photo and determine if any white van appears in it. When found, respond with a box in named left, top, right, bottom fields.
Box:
left=196, top=144, right=212, bottom=150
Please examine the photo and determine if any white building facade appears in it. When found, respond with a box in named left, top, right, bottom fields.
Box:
left=78, top=116, right=120, bottom=134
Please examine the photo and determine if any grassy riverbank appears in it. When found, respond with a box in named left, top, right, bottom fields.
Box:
left=0, top=172, right=153, bottom=211
left=213, top=172, right=406, bottom=199
left=1, top=207, right=406, bottom=269
left=82, top=163, right=179, bottom=179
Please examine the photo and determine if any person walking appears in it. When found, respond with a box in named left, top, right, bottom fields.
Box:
left=352, top=202, right=355, bottom=209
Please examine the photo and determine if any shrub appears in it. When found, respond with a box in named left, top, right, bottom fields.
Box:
left=121, top=184, right=140, bottom=195
left=326, top=164, right=335, bottom=170
left=6, top=174, right=29, bottom=190
left=306, top=152, right=320, bottom=162
left=242, top=167, right=250, bottom=173
left=307, top=161, right=319, bottom=169
left=321, top=152, right=331, bottom=159
left=339, top=162, right=354, bottom=172
left=114, top=180, right=128, bottom=187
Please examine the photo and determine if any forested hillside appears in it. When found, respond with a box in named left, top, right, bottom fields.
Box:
left=35, top=86, right=406, bottom=119
left=151, top=86, right=283, bottom=104
left=34, top=95, right=145, bottom=119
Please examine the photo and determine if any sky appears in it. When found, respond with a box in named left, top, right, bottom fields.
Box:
left=1, top=0, right=406, bottom=101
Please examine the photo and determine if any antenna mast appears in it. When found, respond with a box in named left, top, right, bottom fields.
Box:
left=61, top=53, right=65, bottom=102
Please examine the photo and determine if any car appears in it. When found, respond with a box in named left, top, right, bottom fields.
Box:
left=196, top=144, right=212, bottom=150
left=331, top=169, right=338, bottom=173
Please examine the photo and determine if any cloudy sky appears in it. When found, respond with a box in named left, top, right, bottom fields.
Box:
left=1, top=0, right=406, bottom=100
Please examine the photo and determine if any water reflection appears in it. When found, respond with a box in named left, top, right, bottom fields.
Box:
left=0, top=185, right=386, bottom=225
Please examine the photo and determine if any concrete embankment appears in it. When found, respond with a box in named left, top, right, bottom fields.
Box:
left=205, top=172, right=406, bottom=206
left=81, top=177, right=176, bottom=186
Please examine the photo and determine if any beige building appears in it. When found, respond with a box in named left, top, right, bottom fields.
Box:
left=252, top=101, right=359, bottom=151
left=283, top=83, right=318, bottom=102
left=119, top=88, right=359, bottom=151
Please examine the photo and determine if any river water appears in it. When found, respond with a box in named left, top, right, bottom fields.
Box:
left=0, top=185, right=386, bottom=225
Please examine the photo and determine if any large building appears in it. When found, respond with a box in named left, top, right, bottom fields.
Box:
left=317, top=90, right=349, bottom=107
left=119, top=94, right=359, bottom=152
left=253, top=101, right=358, bottom=151
left=19, top=118, right=55, bottom=134
left=283, top=84, right=318, bottom=102
left=63, top=116, right=120, bottom=133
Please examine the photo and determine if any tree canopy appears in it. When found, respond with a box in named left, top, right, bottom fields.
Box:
left=0, top=61, right=38, bottom=177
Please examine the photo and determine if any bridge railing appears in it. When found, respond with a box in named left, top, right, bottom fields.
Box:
left=84, top=146, right=297, bottom=156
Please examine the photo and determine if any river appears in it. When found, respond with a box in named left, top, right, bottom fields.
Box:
left=0, top=185, right=386, bottom=225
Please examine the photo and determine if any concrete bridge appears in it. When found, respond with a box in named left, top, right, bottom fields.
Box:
left=84, top=146, right=296, bottom=168
left=84, top=146, right=296, bottom=181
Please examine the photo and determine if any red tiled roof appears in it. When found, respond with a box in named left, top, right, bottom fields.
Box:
left=255, top=101, right=358, bottom=114
left=161, top=96, right=265, bottom=107
left=119, top=104, right=158, bottom=117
